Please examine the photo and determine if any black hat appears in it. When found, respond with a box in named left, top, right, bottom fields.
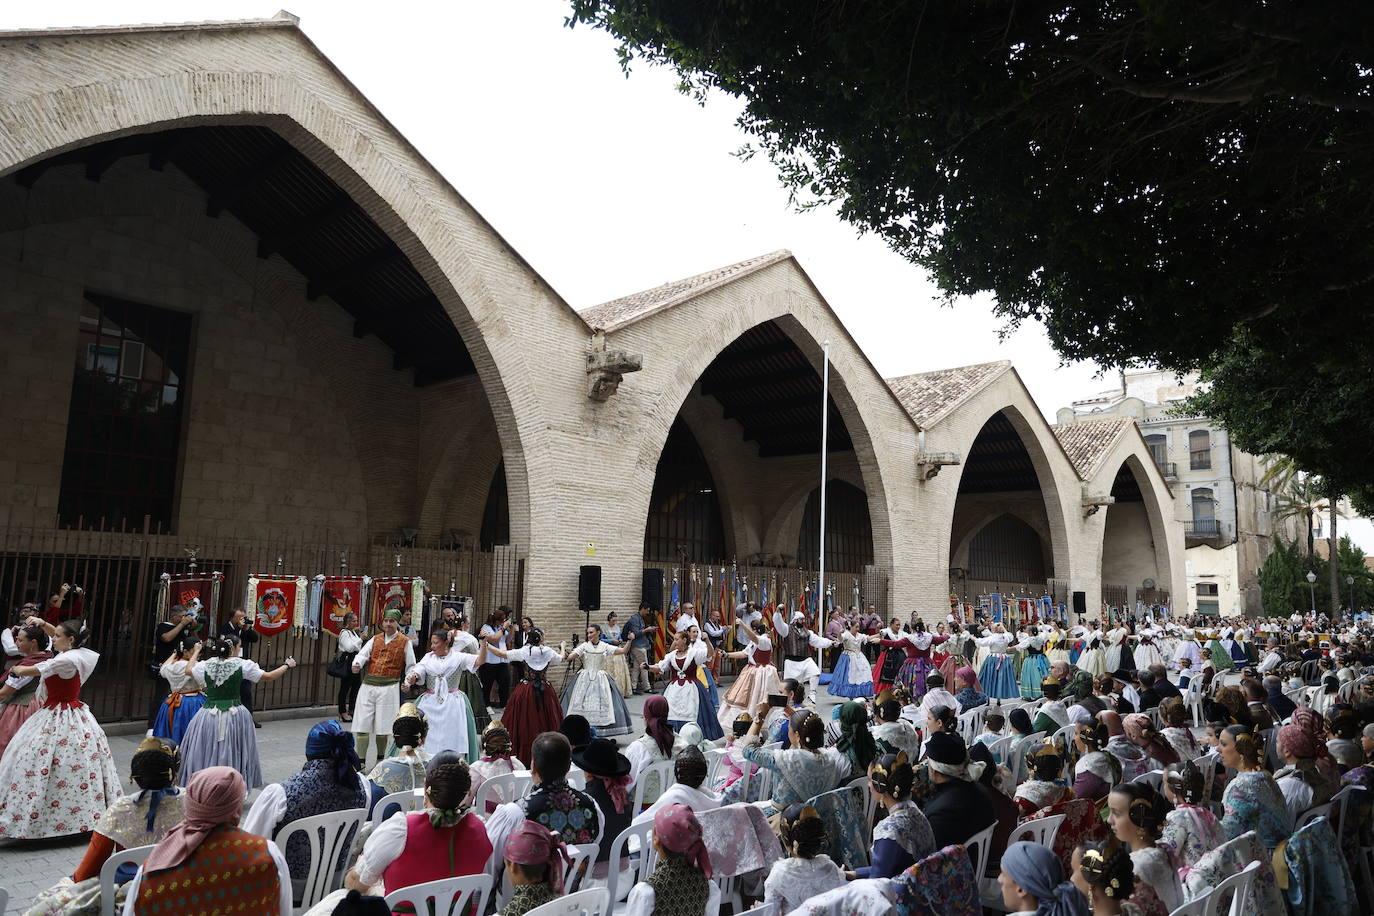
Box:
left=559, top=715, right=592, bottom=751
left=330, top=890, right=391, bottom=916
left=967, top=739, right=997, bottom=786
left=923, top=731, right=969, bottom=766
left=1110, top=668, right=1136, bottom=682
left=572, top=737, right=631, bottom=778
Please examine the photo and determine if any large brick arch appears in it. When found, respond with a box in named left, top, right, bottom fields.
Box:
left=1092, top=451, right=1184, bottom=608
left=607, top=271, right=915, bottom=589
left=0, top=23, right=568, bottom=552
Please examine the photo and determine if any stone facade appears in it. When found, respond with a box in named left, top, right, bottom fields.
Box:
left=0, top=16, right=1186, bottom=642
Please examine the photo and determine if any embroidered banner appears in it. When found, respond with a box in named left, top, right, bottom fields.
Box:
left=311, top=576, right=370, bottom=636
left=246, top=575, right=309, bottom=637
left=158, top=572, right=223, bottom=631
left=369, top=577, right=426, bottom=627
left=430, top=594, right=472, bottom=632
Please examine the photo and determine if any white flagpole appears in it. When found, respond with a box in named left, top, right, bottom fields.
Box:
left=817, top=340, right=831, bottom=665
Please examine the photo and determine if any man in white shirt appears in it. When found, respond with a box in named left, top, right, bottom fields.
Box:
left=631, top=745, right=721, bottom=825
left=1257, top=640, right=1284, bottom=673
left=674, top=601, right=700, bottom=636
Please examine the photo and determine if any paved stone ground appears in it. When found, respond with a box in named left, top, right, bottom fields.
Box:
left=1, top=675, right=853, bottom=914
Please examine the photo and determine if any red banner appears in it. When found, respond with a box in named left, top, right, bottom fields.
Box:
left=370, top=577, right=421, bottom=628
left=319, top=576, right=367, bottom=636
left=248, top=576, right=306, bottom=638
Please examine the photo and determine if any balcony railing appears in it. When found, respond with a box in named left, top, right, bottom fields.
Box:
left=1153, top=460, right=1178, bottom=479
left=1184, top=519, right=1228, bottom=545
left=1190, top=450, right=1212, bottom=470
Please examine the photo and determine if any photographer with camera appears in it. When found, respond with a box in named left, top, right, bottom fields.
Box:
left=147, top=603, right=198, bottom=732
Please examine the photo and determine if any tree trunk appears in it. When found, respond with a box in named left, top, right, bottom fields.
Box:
left=1330, top=502, right=1340, bottom=615
left=1307, top=508, right=1315, bottom=555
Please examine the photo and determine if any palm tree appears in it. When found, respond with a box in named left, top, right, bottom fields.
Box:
left=1262, top=456, right=1346, bottom=612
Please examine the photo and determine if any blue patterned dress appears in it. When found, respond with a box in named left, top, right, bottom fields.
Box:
left=1220, top=770, right=1294, bottom=851
left=743, top=743, right=839, bottom=817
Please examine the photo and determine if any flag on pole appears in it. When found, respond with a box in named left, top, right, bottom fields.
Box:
left=669, top=574, right=681, bottom=630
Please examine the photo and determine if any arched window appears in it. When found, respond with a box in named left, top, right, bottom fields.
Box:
left=1191, top=487, right=1216, bottom=535
left=1188, top=430, right=1212, bottom=470
left=479, top=462, right=509, bottom=550
left=644, top=420, right=725, bottom=563
left=797, top=481, right=873, bottom=572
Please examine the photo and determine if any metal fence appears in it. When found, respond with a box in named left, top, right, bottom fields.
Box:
left=640, top=562, right=890, bottom=621
left=0, top=524, right=523, bottom=723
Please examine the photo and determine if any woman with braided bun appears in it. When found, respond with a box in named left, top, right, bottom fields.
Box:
left=469, top=721, right=524, bottom=811
left=0, top=617, right=122, bottom=840
left=343, top=750, right=492, bottom=897
left=1072, top=720, right=1122, bottom=802
left=742, top=702, right=839, bottom=818
left=850, top=750, right=934, bottom=879
left=763, top=803, right=846, bottom=913
left=151, top=634, right=204, bottom=744
left=1107, top=782, right=1182, bottom=912
left=177, top=633, right=295, bottom=788
left=1158, top=759, right=1222, bottom=881
left=367, top=703, right=430, bottom=807
left=1015, top=739, right=1076, bottom=816
left=0, top=621, right=51, bottom=759
left=501, top=819, right=572, bottom=916
left=1217, top=723, right=1293, bottom=850
left=1071, top=838, right=1142, bottom=916
left=28, top=738, right=186, bottom=916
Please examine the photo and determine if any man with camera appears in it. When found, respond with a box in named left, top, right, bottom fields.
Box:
left=221, top=606, right=261, bottom=725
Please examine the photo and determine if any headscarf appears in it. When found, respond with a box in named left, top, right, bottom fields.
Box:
left=383, top=608, right=402, bottom=622
left=834, top=701, right=878, bottom=774
left=653, top=803, right=712, bottom=878
left=143, top=766, right=246, bottom=874
left=924, top=733, right=985, bottom=782
left=306, top=719, right=362, bottom=785
left=1000, top=840, right=1090, bottom=916
left=1289, top=707, right=1332, bottom=763
left=955, top=665, right=981, bottom=692
left=643, top=695, right=675, bottom=757
left=503, top=818, right=571, bottom=892
left=677, top=723, right=709, bottom=752
left=1009, top=707, right=1034, bottom=736
left=1121, top=713, right=1179, bottom=764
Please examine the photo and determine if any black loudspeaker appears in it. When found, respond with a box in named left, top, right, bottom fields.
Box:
left=1072, top=591, right=1087, bottom=617
left=641, top=568, right=664, bottom=613
left=578, top=565, right=602, bottom=611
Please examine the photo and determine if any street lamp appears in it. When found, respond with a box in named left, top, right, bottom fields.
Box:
left=1346, top=574, right=1356, bottom=613
left=1305, top=570, right=1317, bottom=613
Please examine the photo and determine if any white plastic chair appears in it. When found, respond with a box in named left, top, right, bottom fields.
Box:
left=276, top=806, right=367, bottom=914
left=522, top=887, right=611, bottom=916
left=1133, top=769, right=1165, bottom=793
left=1007, top=731, right=1046, bottom=780
left=603, top=819, right=658, bottom=906
left=987, top=734, right=1015, bottom=765
left=956, top=707, right=985, bottom=745
left=0, top=887, right=7, bottom=916
left=99, top=843, right=154, bottom=916
left=704, top=747, right=728, bottom=786
left=1295, top=801, right=1333, bottom=830
left=1184, top=687, right=1206, bottom=727
left=1167, top=891, right=1212, bottom=916
left=631, top=759, right=677, bottom=813
left=1209, top=859, right=1261, bottom=916
left=734, top=903, right=777, bottom=916
left=371, top=788, right=423, bottom=827
left=1010, top=813, right=1065, bottom=850
left=858, top=775, right=879, bottom=845
left=383, top=873, right=492, bottom=916
left=497, top=841, right=600, bottom=908
left=474, top=771, right=519, bottom=812
left=964, top=823, right=1001, bottom=910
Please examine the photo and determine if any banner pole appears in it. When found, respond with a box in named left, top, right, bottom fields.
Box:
left=817, top=340, right=831, bottom=668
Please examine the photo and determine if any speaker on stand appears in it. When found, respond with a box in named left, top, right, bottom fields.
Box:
left=1072, top=591, right=1087, bottom=623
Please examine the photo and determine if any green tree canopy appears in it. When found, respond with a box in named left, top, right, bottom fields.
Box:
left=568, top=2, right=1374, bottom=490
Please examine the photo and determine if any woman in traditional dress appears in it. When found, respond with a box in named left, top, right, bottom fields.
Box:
left=0, top=621, right=51, bottom=759
left=953, top=665, right=988, bottom=712
left=28, top=738, right=185, bottom=916
left=877, top=620, right=946, bottom=702
left=1106, top=782, right=1184, bottom=913
left=649, top=629, right=723, bottom=739
left=152, top=635, right=204, bottom=744
left=1134, top=622, right=1166, bottom=670
left=1046, top=621, right=1072, bottom=667
left=1104, top=621, right=1134, bottom=673
left=871, top=618, right=906, bottom=693
left=623, top=696, right=685, bottom=811
left=1217, top=724, right=1293, bottom=851
left=1159, top=759, right=1223, bottom=882
left=1173, top=627, right=1204, bottom=674
left=500, top=820, right=571, bottom=916
left=366, top=704, right=430, bottom=808
left=716, top=618, right=782, bottom=730
left=177, top=634, right=295, bottom=789
left=601, top=611, right=635, bottom=698
left=684, top=624, right=722, bottom=716
left=402, top=628, right=484, bottom=761
left=0, top=617, right=122, bottom=840
left=559, top=624, right=633, bottom=738
left=762, top=804, right=847, bottom=914
left=850, top=751, right=935, bottom=879
left=932, top=621, right=960, bottom=686
left=828, top=616, right=877, bottom=699
left=623, top=804, right=718, bottom=916
left=1071, top=721, right=1122, bottom=802
left=1206, top=629, right=1235, bottom=671
left=975, top=622, right=1020, bottom=700
left=444, top=616, right=490, bottom=733
left=1014, top=740, right=1075, bottom=817
left=485, top=626, right=564, bottom=764
left=1016, top=627, right=1051, bottom=699
left=741, top=705, right=839, bottom=818
left=468, top=721, right=523, bottom=811
left=1078, top=620, right=1107, bottom=677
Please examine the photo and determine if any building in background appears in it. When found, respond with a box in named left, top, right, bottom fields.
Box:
left=1058, top=369, right=1291, bottom=616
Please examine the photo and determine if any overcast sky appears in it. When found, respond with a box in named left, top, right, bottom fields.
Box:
left=11, top=1, right=1373, bottom=554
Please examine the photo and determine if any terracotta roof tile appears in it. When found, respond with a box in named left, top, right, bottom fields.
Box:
left=578, top=250, right=791, bottom=331
left=885, top=361, right=1013, bottom=427
left=1051, top=418, right=1137, bottom=477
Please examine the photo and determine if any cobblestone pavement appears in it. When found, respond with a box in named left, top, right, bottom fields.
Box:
left=0, top=676, right=848, bottom=913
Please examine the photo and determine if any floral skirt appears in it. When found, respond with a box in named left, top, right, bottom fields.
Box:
left=0, top=695, right=40, bottom=761
left=895, top=657, right=934, bottom=699
left=0, top=702, right=122, bottom=840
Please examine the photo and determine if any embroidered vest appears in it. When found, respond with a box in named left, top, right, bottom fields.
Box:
left=521, top=781, right=600, bottom=846
left=642, top=854, right=710, bottom=916
left=204, top=668, right=244, bottom=711
left=381, top=811, right=491, bottom=895
left=504, top=883, right=559, bottom=916
left=134, top=824, right=279, bottom=915
left=667, top=655, right=698, bottom=686
left=783, top=627, right=810, bottom=661
left=365, top=634, right=408, bottom=682
left=275, top=760, right=367, bottom=878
